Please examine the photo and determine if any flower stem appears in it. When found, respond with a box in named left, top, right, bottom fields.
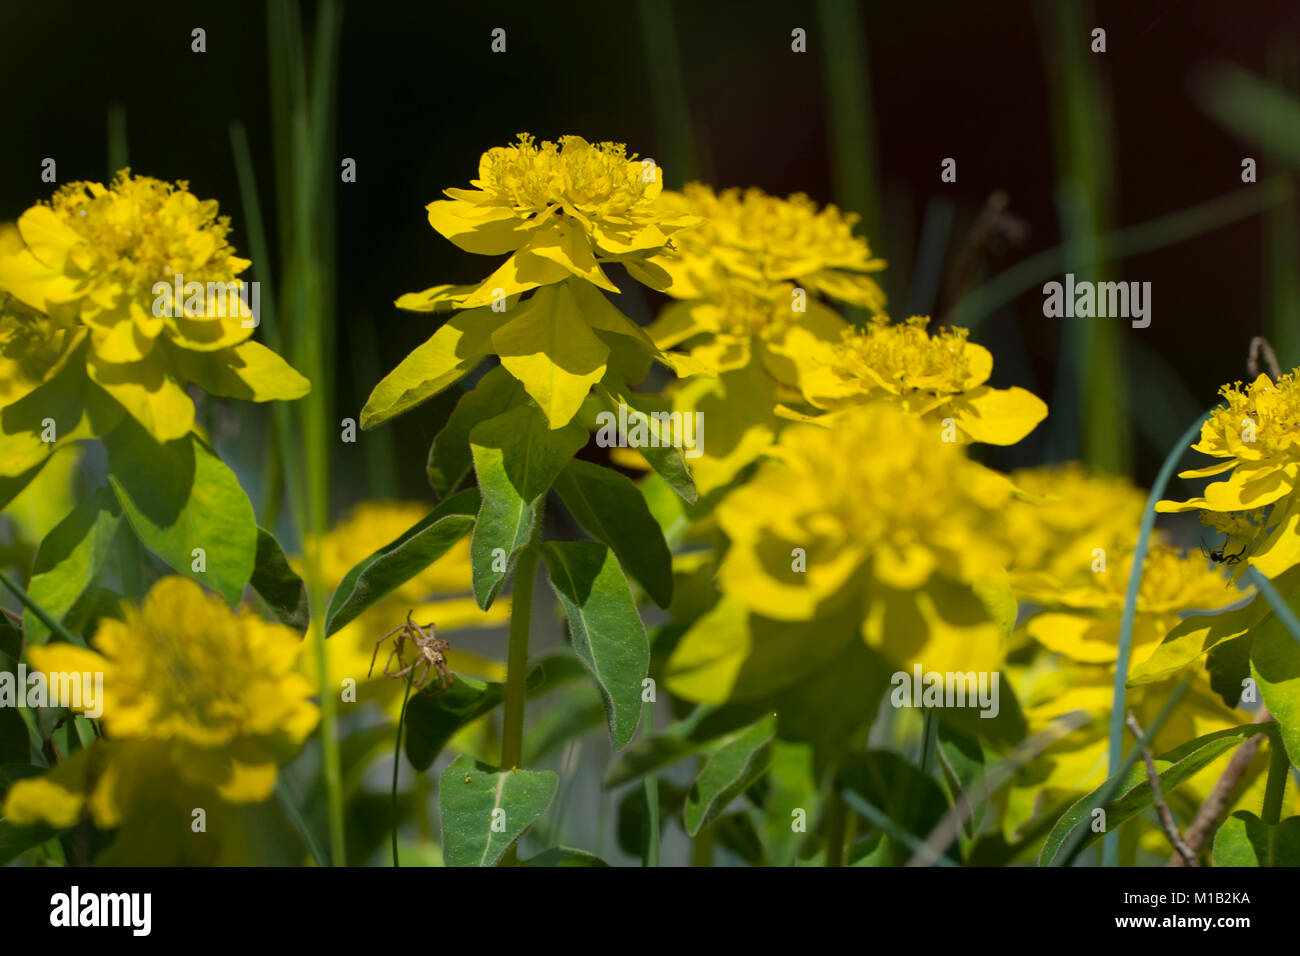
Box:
left=497, top=546, right=538, bottom=868
left=824, top=789, right=847, bottom=867
left=641, top=697, right=660, bottom=867
left=392, top=667, right=415, bottom=867
left=500, top=547, right=538, bottom=773
left=1262, top=732, right=1290, bottom=827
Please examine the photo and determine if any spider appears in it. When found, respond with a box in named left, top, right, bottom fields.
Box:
left=1200, top=537, right=1248, bottom=567
left=369, top=611, right=453, bottom=695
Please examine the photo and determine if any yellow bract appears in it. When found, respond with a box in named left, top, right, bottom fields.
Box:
left=0, top=171, right=309, bottom=453
left=398, top=134, right=700, bottom=311
left=787, top=316, right=1048, bottom=445
left=3, top=577, right=318, bottom=836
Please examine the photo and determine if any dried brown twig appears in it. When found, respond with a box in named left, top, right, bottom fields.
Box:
left=1125, top=711, right=1198, bottom=866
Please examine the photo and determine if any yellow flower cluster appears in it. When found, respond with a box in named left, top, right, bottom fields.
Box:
left=4, top=578, right=317, bottom=861
left=0, top=171, right=308, bottom=463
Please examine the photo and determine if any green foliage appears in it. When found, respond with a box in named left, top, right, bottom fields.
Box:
left=439, top=756, right=557, bottom=867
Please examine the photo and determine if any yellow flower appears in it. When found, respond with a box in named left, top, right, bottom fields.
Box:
left=306, top=501, right=509, bottom=714
left=1003, top=463, right=1148, bottom=595
left=1156, top=370, right=1300, bottom=579
left=1023, top=537, right=1242, bottom=665
left=3, top=577, right=318, bottom=858
left=0, top=170, right=309, bottom=451
left=665, top=403, right=1020, bottom=704
left=397, top=134, right=700, bottom=312
left=367, top=136, right=703, bottom=430
left=1007, top=655, right=1256, bottom=842
left=787, top=316, right=1047, bottom=445
left=646, top=185, right=886, bottom=380
left=651, top=184, right=886, bottom=307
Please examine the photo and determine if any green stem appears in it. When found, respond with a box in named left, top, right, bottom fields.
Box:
left=0, top=572, right=83, bottom=646
left=824, top=789, right=847, bottom=867
left=497, top=546, right=539, bottom=868
left=1263, top=733, right=1289, bottom=827
left=641, top=697, right=660, bottom=867
left=500, top=547, right=539, bottom=772
left=392, top=667, right=416, bottom=867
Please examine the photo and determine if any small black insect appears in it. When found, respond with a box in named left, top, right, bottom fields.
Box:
left=1200, top=537, right=1248, bottom=567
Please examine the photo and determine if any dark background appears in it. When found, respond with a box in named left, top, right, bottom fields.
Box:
left=4, top=0, right=1299, bottom=506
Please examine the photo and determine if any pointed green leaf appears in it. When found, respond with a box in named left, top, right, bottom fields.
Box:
left=250, top=528, right=309, bottom=634
left=539, top=541, right=648, bottom=749
left=324, top=489, right=479, bottom=636
left=1038, top=722, right=1265, bottom=866
left=0, top=819, right=57, bottom=866
left=553, top=459, right=673, bottom=609
left=763, top=740, right=817, bottom=866
left=1250, top=612, right=1300, bottom=765
left=360, top=306, right=508, bottom=429
left=22, top=487, right=120, bottom=645
left=1213, top=810, right=1300, bottom=866
left=104, top=423, right=256, bottom=605
left=684, top=715, right=776, bottom=836
left=439, top=755, right=557, bottom=867
left=469, top=406, right=586, bottom=609
left=598, top=387, right=697, bottom=503
left=427, top=366, right=525, bottom=498
left=404, top=654, right=582, bottom=770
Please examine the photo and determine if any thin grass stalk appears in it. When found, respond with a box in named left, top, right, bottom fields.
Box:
left=1102, top=409, right=1214, bottom=865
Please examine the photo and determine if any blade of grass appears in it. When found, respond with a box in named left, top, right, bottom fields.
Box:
left=1103, top=408, right=1214, bottom=865
left=277, top=771, right=327, bottom=867
left=1056, top=678, right=1191, bottom=867
left=106, top=104, right=128, bottom=176
left=392, top=666, right=415, bottom=867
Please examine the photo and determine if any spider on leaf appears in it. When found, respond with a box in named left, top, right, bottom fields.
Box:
left=369, top=611, right=453, bottom=695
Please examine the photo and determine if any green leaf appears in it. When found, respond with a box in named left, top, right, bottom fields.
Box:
left=426, top=366, right=525, bottom=498
left=763, top=740, right=817, bottom=866
left=601, top=700, right=774, bottom=787
left=553, top=459, right=673, bottom=608
left=1213, top=810, right=1300, bottom=866
left=836, top=751, right=955, bottom=866
left=1250, top=612, right=1300, bottom=765
left=684, top=715, right=776, bottom=836
left=439, top=755, right=558, bottom=867
left=324, top=489, right=478, bottom=636
left=360, top=306, right=509, bottom=429
left=539, top=541, right=648, bottom=749
left=104, top=423, right=257, bottom=605
left=404, top=655, right=581, bottom=771
left=713, top=811, right=765, bottom=865
left=249, top=527, right=309, bottom=634
left=1038, top=722, right=1265, bottom=866
left=1128, top=578, right=1290, bottom=685
left=469, top=405, right=587, bottom=609
left=0, top=818, right=57, bottom=866
left=0, top=460, right=46, bottom=511
left=1207, top=634, right=1254, bottom=709
left=936, top=723, right=988, bottom=836
left=405, top=673, right=506, bottom=772
left=597, top=387, right=697, bottom=504
left=520, top=846, right=609, bottom=867
left=21, top=487, right=120, bottom=645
